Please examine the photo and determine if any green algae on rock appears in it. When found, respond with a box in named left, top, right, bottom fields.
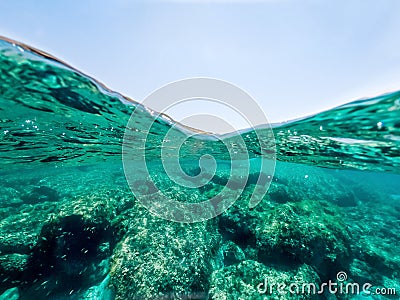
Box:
left=254, top=200, right=351, bottom=277
left=209, top=261, right=320, bottom=300
left=110, top=218, right=220, bottom=299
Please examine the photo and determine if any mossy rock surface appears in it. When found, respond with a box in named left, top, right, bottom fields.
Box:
left=209, top=260, right=320, bottom=300
left=255, top=200, right=351, bottom=278
left=109, top=211, right=220, bottom=299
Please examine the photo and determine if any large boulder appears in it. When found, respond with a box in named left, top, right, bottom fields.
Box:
left=109, top=211, right=220, bottom=299
left=209, top=260, right=320, bottom=300
left=255, top=200, right=351, bottom=279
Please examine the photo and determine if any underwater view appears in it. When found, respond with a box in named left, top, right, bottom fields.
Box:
left=0, top=37, right=399, bottom=300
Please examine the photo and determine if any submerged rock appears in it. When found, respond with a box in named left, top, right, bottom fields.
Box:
left=0, top=186, right=131, bottom=298
left=267, top=182, right=295, bottom=204
left=29, top=214, right=115, bottom=280
left=255, top=200, right=351, bottom=279
left=0, top=156, right=397, bottom=299
left=0, top=186, right=22, bottom=208
left=209, top=260, right=320, bottom=300
left=218, top=240, right=246, bottom=267
left=82, top=275, right=114, bottom=300
left=109, top=212, right=220, bottom=299
left=220, top=188, right=351, bottom=280
left=0, top=287, right=19, bottom=300
left=0, top=202, right=57, bottom=255
left=20, top=186, right=60, bottom=204
left=0, top=254, right=28, bottom=277
left=0, top=254, right=28, bottom=291
left=346, top=201, right=400, bottom=286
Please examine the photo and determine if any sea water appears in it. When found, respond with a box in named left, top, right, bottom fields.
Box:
left=0, top=38, right=399, bottom=299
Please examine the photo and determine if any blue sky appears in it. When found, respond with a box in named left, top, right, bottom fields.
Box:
left=1, top=0, right=400, bottom=130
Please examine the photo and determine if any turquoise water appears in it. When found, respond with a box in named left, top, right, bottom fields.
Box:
left=0, top=37, right=399, bottom=299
